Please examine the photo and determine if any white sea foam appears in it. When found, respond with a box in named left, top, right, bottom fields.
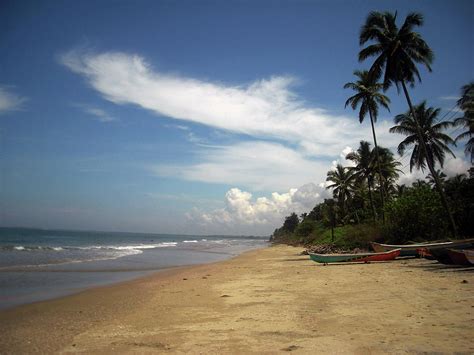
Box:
left=183, top=240, right=198, bottom=243
left=79, top=242, right=178, bottom=251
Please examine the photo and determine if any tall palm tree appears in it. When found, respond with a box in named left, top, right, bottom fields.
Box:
left=346, top=141, right=377, bottom=221
left=390, top=102, right=457, bottom=235
left=359, top=11, right=457, bottom=237
left=453, top=82, right=474, bottom=163
left=344, top=70, right=390, bottom=221
left=390, top=102, right=455, bottom=171
left=326, top=164, right=354, bottom=219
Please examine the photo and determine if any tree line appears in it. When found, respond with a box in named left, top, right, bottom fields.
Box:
left=272, top=11, right=473, bottom=248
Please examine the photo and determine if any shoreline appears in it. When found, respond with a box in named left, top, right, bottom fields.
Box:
left=1, top=245, right=473, bottom=353
left=0, top=239, right=268, bottom=310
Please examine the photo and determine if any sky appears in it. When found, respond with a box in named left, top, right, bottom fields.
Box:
left=0, top=0, right=472, bottom=235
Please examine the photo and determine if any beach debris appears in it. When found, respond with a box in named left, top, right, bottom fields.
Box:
left=182, top=278, right=187, bottom=280
left=461, top=279, right=468, bottom=284
left=282, top=345, right=300, bottom=351
left=220, top=294, right=231, bottom=298
left=303, top=244, right=367, bottom=255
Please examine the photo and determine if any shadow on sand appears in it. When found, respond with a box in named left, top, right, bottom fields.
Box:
left=406, top=260, right=474, bottom=273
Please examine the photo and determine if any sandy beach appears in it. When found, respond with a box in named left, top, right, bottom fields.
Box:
left=1, top=245, right=473, bottom=354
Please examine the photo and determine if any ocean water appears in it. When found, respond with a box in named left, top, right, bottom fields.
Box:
left=0, top=227, right=268, bottom=309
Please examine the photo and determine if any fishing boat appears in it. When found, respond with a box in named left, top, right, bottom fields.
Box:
left=371, top=238, right=474, bottom=257
left=446, top=249, right=474, bottom=266
left=416, top=247, right=435, bottom=260
left=430, top=248, right=455, bottom=264
left=308, top=248, right=400, bottom=264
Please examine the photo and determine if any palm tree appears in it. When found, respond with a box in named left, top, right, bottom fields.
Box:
left=427, top=170, right=447, bottom=188
left=390, top=101, right=457, bottom=235
left=376, top=147, right=403, bottom=197
left=346, top=141, right=377, bottom=221
left=359, top=11, right=457, bottom=236
left=394, top=184, right=407, bottom=197
left=344, top=70, right=390, bottom=221
left=453, top=82, right=474, bottom=163
left=326, top=164, right=354, bottom=220
left=390, top=102, right=455, bottom=170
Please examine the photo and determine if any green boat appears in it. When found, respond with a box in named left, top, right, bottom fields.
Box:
left=308, top=248, right=401, bottom=264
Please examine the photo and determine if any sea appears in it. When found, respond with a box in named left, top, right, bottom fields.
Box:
left=0, top=227, right=268, bottom=310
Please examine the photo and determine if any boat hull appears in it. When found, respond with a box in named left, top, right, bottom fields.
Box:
left=308, top=249, right=400, bottom=264
left=371, top=239, right=474, bottom=257
left=447, top=249, right=473, bottom=266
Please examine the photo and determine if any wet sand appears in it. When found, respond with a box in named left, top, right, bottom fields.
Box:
left=1, top=245, right=473, bottom=354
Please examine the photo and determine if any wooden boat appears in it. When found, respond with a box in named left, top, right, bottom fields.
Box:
left=371, top=238, right=474, bottom=257
left=416, top=247, right=435, bottom=260
left=430, top=248, right=455, bottom=264
left=446, top=249, right=474, bottom=266
left=308, top=249, right=400, bottom=264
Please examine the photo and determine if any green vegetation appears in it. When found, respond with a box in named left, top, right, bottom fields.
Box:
left=271, top=10, right=473, bottom=250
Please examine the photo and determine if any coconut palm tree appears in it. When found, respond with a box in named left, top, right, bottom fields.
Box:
left=346, top=141, right=377, bottom=221
left=453, top=82, right=474, bottom=163
left=394, top=184, right=407, bottom=198
left=359, top=11, right=457, bottom=236
left=326, top=164, right=354, bottom=220
left=427, top=170, right=447, bottom=188
left=376, top=147, right=403, bottom=197
left=390, top=102, right=455, bottom=171
left=344, top=70, right=390, bottom=220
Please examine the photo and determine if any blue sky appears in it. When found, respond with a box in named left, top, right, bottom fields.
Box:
left=1, top=0, right=472, bottom=235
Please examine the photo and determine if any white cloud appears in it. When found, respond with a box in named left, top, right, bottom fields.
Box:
left=0, top=87, right=26, bottom=114
left=185, top=183, right=328, bottom=235
left=152, top=141, right=330, bottom=191
left=60, top=49, right=413, bottom=193
left=442, top=157, right=470, bottom=177
left=74, top=103, right=115, bottom=122
left=84, top=107, right=115, bottom=122
left=395, top=155, right=470, bottom=186
left=59, top=49, right=383, bottom=157
left=439, top=96, right=459, bottom=101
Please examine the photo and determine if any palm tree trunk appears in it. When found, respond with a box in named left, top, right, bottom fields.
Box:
left=367, top=178, right=377, bottom=221
left=401, top=80, right=458, bottom=238
left=339, top=192, right=345, bottom=221
left=368, top=109, right=385, bottom=223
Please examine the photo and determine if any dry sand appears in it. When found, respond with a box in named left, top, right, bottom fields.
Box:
left=1, top=245, right=473, bottom=354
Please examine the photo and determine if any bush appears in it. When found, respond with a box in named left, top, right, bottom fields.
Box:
left=383, top=185, right=449, bottom=243
left=344, top=223, right=383, bottom=249
left=309, top=223, right=380, bottom=250
left=294, top=219, right=317, bottom=237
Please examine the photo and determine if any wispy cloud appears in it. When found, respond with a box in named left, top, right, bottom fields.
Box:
left=61, top=49, right=449, bottom=195
left=439, top=96, right=459, bottom=101
left=74, top=103, right=116, bottom=122
left=152, top=141, right=331, bottom=191
left=59, top=49, right=386, bottom=157
left=0, top=86, right=27, bottom=114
